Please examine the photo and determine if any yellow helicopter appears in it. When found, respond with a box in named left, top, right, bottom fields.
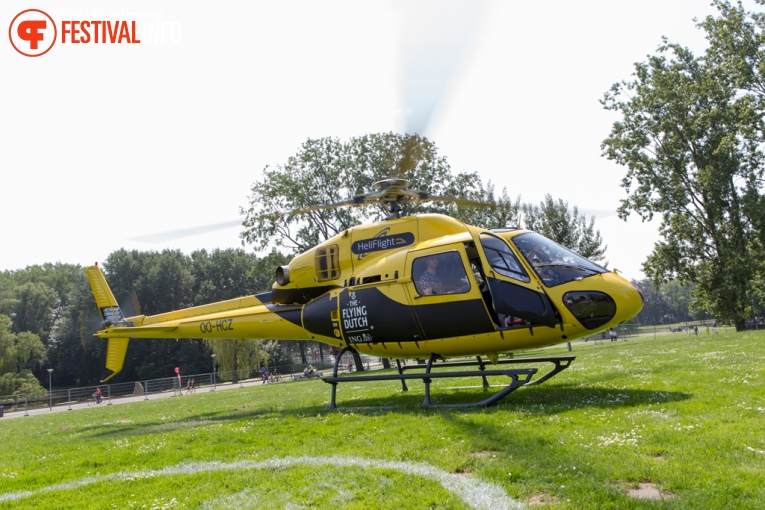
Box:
left=86, top=178, right=643, bottom=407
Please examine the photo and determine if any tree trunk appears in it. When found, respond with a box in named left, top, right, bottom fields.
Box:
left=352, top=350, right=364, bottom=371
left=231, top=342, right=239, bottom=384
left=298, top=341, right=308, bottom=365
left=381, top=358, right=391, bottom=369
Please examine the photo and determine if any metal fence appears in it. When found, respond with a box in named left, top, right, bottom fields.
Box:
left=0, top=373, right=215, bottom=416
left=0, top=358, right=371, bottom=416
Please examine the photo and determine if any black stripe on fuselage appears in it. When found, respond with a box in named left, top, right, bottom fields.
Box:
left=265, top=303, right=304, bottom=327
left=414, top=299, right=495, bottom=339
left=271, top=285, right=341, bottom=305
left=270, top=286, right=497, bottom=344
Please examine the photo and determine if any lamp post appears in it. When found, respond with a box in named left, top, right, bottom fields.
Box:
left=47, top=369, right=53, bottom=411
left=211, top=353, right=216, bottom=391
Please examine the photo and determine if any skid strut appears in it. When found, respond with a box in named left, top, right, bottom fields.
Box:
left=400, top=354, right=576, bottom=387
left=323, top=349, right=575, bottom=409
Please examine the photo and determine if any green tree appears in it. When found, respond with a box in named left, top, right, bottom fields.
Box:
left=247, top=250, right=291, bottom=292
left=241, top=133, right=484, bottom=254
left=46, top=271, right=105, bottom=386
left=701, top=1, right=765, bottom=102
left=12, top=282, right=58, bottom=341
left=454, top=182, right=523, bottom=231
left=261, top=340, right=291, bottom=370
left=633, top=279, right=668, bottom=326
left=522, top=194, right=607, bottom=263
left=205, top=338, right=266, bottom=384
left=0, top=314, right=46, bottom=395
left=242, top=133, right=606, bottom=261
left=701, top=3, right=765, bottom=320
left=98, top=248, right=289, bottom=381
left=103, top=249, right=199, bottom=381
left=191, top=248, right=277, bottom=382
left=190, top=248, right=262, bottom=304
left=601, top=15, right=765, bottom=330
left=0, top=371, right=47, bottom=397
left=0, top=272, right=19, bottom=319
left=0, top=264, right=88, bottom=385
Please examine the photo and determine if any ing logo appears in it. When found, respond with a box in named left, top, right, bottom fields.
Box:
left=9, top=9, right=56, bottom=57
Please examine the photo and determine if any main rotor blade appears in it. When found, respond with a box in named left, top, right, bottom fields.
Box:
left=292, top=195, right=369, bottom=214
left=412, top=194, right=493, bottom=208
left=398, top=1, right=487, bottom=135
left=129, top=220, right=243, bottom=243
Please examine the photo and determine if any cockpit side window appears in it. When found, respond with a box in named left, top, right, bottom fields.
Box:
left=479, top=234, right=530, bottom=283
left=412, top=251, right=470, bottom=296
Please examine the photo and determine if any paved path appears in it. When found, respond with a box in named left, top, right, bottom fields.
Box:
left=0, top=378, right=279, bottom=420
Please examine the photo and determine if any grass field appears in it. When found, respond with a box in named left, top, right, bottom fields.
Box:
left=1, top=330, right=764, bottom=509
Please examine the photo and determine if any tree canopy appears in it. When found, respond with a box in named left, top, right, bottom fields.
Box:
left=0, top=314, right=46, bottom=395
left=522, top=194, right=607, bottom=263
left=602, top=0, right=765, bottom=330
left=241, top=133, right=485, bottom=253
left=0, top=248, right=294, bottom=393
left=241, top=132, right=608, bottom=261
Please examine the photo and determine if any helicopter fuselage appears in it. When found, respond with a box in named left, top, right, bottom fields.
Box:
left=89, top=213, right=643, bottom=375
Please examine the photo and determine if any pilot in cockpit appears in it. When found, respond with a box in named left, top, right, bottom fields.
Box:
left=525, top=242, right=549, bottom=265
left=416, top=253, right=470, bottom=295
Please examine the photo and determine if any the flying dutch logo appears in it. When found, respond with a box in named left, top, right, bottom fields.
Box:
left=9, top=8, right=141, bottom=57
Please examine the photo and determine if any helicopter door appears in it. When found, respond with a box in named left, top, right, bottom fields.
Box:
left=476, top=233, right=557, bottom=328
left=407, top=247, right=495, bottom=339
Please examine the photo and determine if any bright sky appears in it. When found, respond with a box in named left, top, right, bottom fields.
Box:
left=0, top=1, right=737, bottom=281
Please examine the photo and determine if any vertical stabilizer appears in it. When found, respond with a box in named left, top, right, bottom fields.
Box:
left=86, top=265, right=125, bottom=325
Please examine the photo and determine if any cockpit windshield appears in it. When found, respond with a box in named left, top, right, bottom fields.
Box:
left=511, top=232, right=607, bottom=287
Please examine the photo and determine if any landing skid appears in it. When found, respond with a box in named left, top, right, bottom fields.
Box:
left=323, top=349, right=575, bottom=409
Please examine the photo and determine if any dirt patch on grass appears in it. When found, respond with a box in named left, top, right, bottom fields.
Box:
left=626, top=482, right=676, bottom=500
left=469, top=450, right=497, bottom=458
left=528, top=493, right=559, bottom=506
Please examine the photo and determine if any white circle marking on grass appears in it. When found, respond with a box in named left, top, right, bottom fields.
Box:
left=0, top=455, right=525, bottom=509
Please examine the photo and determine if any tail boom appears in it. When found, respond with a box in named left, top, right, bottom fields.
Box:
left=88, top=264, right=329, bottom=342
left=94, top=302, right=331, bottom=344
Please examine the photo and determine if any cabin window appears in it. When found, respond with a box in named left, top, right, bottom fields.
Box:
left=315, top=244, right=340, bottom=281
left=480, top=234, right=530, bottom=283
left=412, top=251, right=470, bottom=296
